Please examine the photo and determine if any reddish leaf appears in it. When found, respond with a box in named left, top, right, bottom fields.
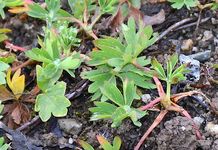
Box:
left=129, top=5, right=143, bottom=22
left=110, top=6, right=123, bottom=30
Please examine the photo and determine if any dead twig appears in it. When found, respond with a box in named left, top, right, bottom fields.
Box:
left=157, top=18, right=194, bottom=41
left=66, top=80, right=89, bottom=99
left=11, top=60, right=37, bottom=72
left=16, top=116, right=40, bottom=131
left=176, top=17, right=210, bottom=31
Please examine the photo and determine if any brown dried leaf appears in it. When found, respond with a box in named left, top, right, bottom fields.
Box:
left=4, top=103, right=31, bottom=128
left=110, top=6, right=123, bottom=30
left=143, top=9, right=165, bottom=26
left=129, top=4, right=143, bottom=23
left=0, top=85, right=15, bottom=102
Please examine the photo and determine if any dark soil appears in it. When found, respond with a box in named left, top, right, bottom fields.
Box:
left=0, top=1, right=218, bottom=150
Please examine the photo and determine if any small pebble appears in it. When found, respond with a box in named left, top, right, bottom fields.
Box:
left=205, top=122, right=218, bottom=135
left=211, top=18, right=218, bottom=25
left=181, top=39, right=193, bottom=52
left=202, top=31, right=213, bottom=41
left=68, top=138, right=74, bottom=144
left=189, top=50, right=211, bottom=62
left=141, top=94, right=152, bottom=103
left=58, top=119, right=82, bottom=135
left=179, top=54, right=200, bottom=82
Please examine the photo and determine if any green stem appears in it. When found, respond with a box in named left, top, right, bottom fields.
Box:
left=166, top=81, right=171, bottom=98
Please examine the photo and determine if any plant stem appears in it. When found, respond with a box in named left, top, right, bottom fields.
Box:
left=166, top=81, right=171, bottom=98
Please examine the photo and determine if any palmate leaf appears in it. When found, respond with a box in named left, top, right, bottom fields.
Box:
left=83, top=17, right=156, bottom=100
left=35, top=82, right=71, bottom=122
left=152, top=54, right=187, bottom=84
left=168, top=0, right=198, bottom=9
left=90, top=80, right=147, bottom=127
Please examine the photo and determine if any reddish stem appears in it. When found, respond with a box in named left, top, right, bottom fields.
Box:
left=139, top=97, right=161, bottom=111
left=4, top=41, right=27, bottom=52
left=153, top=76, right=165, bottom=97
left=134, top=110, right=168, bottom=150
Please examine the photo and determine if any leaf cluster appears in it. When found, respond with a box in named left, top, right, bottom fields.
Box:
left=79, top=135, right=122, bottom=150
left=151, top=54, right=188, bottom=84
left=82, top=18, right=157, bottom=100
left=26, top=29, right=81, bottom=121
left=89, top=79, right=146, bottom=127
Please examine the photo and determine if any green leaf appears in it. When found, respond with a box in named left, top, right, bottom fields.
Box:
left=97, top=135, right=114, bottom=150
left=151, top=58, right=166, bottom=80
left=111, top=107, right=128, bottom=127
left=123, top=79, right=135, bottom=106
left=119, top=72, right=156, bottom=89
left=0, top=61, right=9, bottom=85
left=89, top=101, right=117, bottom=120
left=36, top=64, right=62, bottom=91
left=25, top=48, right=53, bottom=64
left=101, top=83, right=125, bottom=106
left=60, top=57, right=81, bottom=70
left=168, top=0, right=198, bottom=9
left=27, top=3, right=48, bottom=19
left=122, top=17, right=136, bottom=47
left=35, top=82, right=71, bottom=122
left=68, top=0, right=95, bottom=19
left=5, top=0, right=23, bottom=7
left=78, top=140, right=95, bottom=150
left=0, top=137, right=10, bottom=150
left=112, top=136, right=122, bottom=150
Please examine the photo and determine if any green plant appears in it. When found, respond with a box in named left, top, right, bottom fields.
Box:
left=168, top=0, right=198, bottom=9
left=0, top=137, right=10, bottom=150
left=27, top=0, right=63, bottom=27
left=67, top=0, right=96, bottom=20
left=25, top=29, right=81, bottom=121
left=89, top=79, right=146, bottom=127
left=54, top=21, right=81, bottom=56
left=151, top=54, right=187, bottom=107
left=134, top=54, right=206, bottom=150
left=0, top=61, right=9, bottom=85
left=26, top=29, right=81, bottom=90
left=82, top=18, right=157, bottom=100
left=78, top=135, right=121, bottom=150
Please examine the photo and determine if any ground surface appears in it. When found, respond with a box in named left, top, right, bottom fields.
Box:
left=0, top=0, right=218, bottom=150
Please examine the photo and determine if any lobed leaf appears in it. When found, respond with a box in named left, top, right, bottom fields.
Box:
left=35, top=82, right=71, bottom=122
